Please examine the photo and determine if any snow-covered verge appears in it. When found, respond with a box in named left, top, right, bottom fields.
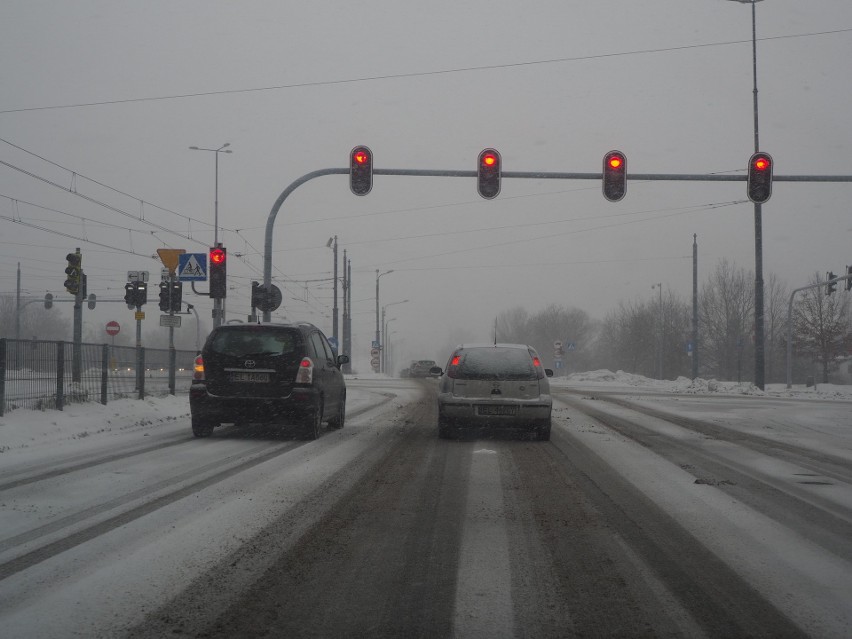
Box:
left=552, top=369, right=852, bottom=400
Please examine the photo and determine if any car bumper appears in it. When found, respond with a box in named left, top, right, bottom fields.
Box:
left=190, top=382, right=319, bottom=424
left=437, top=394, right=552, bottom=427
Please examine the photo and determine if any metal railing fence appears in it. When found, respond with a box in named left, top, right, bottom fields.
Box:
left=0, top=338, right=196, bottom=415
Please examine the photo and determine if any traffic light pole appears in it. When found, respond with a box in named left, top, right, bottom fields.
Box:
left=261, top=166, right=852, bottom=390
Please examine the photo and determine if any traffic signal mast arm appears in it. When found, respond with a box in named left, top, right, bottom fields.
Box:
left=261, top=164, right=852, bottom=320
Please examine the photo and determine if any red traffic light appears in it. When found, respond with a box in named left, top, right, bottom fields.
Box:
left=602, top=150, right=627, bottom=202
left=752, top=155, right=771, bottom=171
left=210, top=248, right=226, bottom=265
left=477, top=148, right=501, bottom=199
left=350, top=145, right=373, bottom=196
left=747, top=152, right=773, bottom=203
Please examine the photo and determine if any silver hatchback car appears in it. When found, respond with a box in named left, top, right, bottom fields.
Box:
left=432, top=343, right=554, bottom=440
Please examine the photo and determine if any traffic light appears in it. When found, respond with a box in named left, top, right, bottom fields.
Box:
left=747, top=152, right=773, bottom=204
left=135, top=281, right=148, bottom=306
left=350, top=145, right=373, bottom=196
left=87, top=294, right=96, bottom=310
left=124, top=283, right=135, bottom=307
left=44, top=293, right=53, bottom=309
left=64, top=251, right=82, bottom=295
left=602, top=150, right=627, bottom=202
left=158, top=281, right=170, bottom=311
left=209, top=245, right=227, bottom=298
left=826, top=272, right=837, bottom=296
left=477, top=148, right=501, bottom=199
left=170, top=280, right=183, bottom=312
left=847, top=266, right=852, bottom=292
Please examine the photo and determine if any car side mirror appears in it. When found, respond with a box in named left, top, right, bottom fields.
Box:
left=545, top=368, right=554, bottom=378
left=429, top=366, right=443, bottom=376
left=337, top=354, right=350, bottom=368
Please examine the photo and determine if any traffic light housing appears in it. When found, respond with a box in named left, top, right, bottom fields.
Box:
left=159, top=281, right=170, bottom=311
left=350, top=146, right=373, bottom=196
left=64, top=251, right=82, bottom=295
left=44, top=293, right=53, bottom=309
left=170, top=280, right=183, bottom=312
left=135, top=281, right=148, bottom=306
left=477, top=148, right=501, bottom=199
left=847, top=266, right=852, bottom=292
left=124, top=283, right=135, bottom=307
left=209, top=245, right=227, bottom=298
left=747, top=152, right=773, bottom=204
left=87, top=294, right=96, bottom=310
left=825, top=272, right=837, bottom=296
left=602, top=150, right=627, bottom=202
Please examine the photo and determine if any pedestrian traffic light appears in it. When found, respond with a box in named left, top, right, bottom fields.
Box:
left=158, top=281, right=170, bottom=311
left=170, top=280, right=183, bottom=312
left=825, top=272, right=837, bottom=296
left=209, top=245, right=227, bottom=298
left=135, top=281, right=148, bottom=306
left=602, top=150, right=627, bottom=202
left=477, top=148, right=501, bottom=199
left=124, top=283, right=135, bottom=307
left=747, top=152, right=773, bottom=204
left=64, top=251, right=82, bottom=295
left=350, top=145, right=373, bottom=196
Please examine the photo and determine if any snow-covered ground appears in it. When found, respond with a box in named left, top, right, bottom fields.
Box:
left=1, top=370, right=850, bottom=457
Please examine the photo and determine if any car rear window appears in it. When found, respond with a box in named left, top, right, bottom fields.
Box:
left=454, top=348, right=537, bottom=381
left=208, top=328, right=301, bottom=357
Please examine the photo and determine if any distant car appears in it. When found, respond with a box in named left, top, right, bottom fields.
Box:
left=399, top=368, right=410, bottom=378
left=409, top=359, right=438, bottom=378
left=189, top=322, right=349, bottom=440
left=432, top=344, right=553, bottom=440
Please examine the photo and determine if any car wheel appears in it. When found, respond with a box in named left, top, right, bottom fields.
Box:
left=438, top=413, right=455, bottom=439
left=327, top=392, right=346, bottom=429
left=191, top=415, right=215, bottom=438
left=536, top=419, right=552, bottom=441
left=301, top=401, right=322, bottom=440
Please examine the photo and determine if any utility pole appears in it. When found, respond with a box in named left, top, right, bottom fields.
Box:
left=692, top=234, right=699, bottom=380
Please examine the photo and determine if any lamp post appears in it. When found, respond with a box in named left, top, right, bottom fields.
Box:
left=189, top=142, right=232, bottom=328
left=383, top=317, right=397, bottom=374
left=652, top=283, right=663, bottom=379
left=727, top=0, right=766, bottom=389
left=375, top=269, right=394, bottom=350
left=381, top=298, right=409, bottom=372
left=327, top=236, right=339, bottom=342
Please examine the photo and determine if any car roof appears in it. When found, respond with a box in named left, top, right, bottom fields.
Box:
left=213, top=321, right=319, bottom=332
left=454, top=343, right=533, bottom=351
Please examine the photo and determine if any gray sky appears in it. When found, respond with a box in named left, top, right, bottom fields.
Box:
left=1, top=0, right=851, bottom=370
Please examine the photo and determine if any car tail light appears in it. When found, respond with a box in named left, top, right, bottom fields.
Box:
left=532, top=356, right=545, bottom=379
left=193, top=354, right=205, bottom=380
left=295, top=357, right=314, bottom=384
left=446, top=354, right=461, bottom=378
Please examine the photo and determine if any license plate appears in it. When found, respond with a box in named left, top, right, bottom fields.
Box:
left=477, top=405, right=518, bottom=416
left=228, top=372, right=270, bottom=383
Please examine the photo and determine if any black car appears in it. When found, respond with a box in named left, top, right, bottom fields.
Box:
left=189, top=322, right=349, bottom=439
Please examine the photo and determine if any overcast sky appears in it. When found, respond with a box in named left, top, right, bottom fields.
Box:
left=1, top=0, right=851, bottom=370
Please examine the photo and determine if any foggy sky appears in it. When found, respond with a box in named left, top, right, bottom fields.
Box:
left=1, top=0, right=851, bottom=372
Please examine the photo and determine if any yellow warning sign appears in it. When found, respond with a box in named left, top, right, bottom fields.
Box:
left=156, top=249, right=186, bottom=274
left=134, top=311, right=145, bottom=321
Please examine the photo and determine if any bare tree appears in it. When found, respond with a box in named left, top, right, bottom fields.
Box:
left=699, top=259, right=754, bottom=381
left=794, top=272, right=849, bottom=383
left=764, top=273, right=789, bottom=384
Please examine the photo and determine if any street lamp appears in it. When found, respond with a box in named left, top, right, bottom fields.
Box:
left=726, top=0, right=766, bottom=389
left=375, top=269, right=394, bottom=351
left=327, top=236, right=339, bottom=342
left=652, top=283, right=663, bottom=379
left=383, top=317, right=397, bottom=374
left=189, top=142, right=232, bottom=328
left=381, top=298, right=409, bottom=372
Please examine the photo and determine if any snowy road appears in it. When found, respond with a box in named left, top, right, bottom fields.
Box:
left=0, top=376, right=851, bottom=637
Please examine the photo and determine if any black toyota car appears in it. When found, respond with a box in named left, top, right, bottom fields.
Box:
left=189, top=322, right=349, bottom=439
